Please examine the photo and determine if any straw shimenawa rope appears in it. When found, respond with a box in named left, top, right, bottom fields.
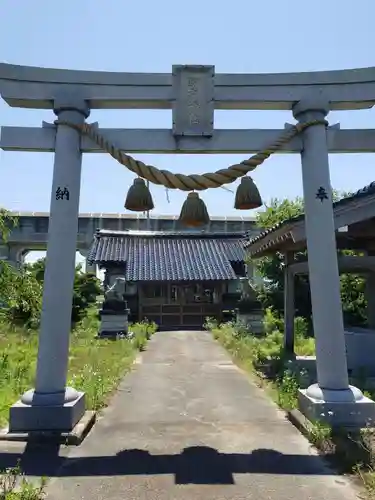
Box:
left=55, top=119, right=325, bottom=192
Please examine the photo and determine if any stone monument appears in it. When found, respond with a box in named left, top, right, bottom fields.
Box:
left=236, top=277, right=264, bottom=335
left=98, top=277, right=130, bottom=339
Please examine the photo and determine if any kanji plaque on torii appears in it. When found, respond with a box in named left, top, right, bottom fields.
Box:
left=172, top=65, right=214, bottom=137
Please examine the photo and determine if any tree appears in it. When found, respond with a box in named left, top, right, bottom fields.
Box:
left=252, top=197, right=312, bottom=320
left=0, top=260, right=42, bottom=328
left=340, top=263, right=367, bottom=326
left=25, top=258, right=102, bottom=324
left=24, top=258, right=45, bottom=283
left=252, top=191, right=366, bottom=328
left=0, top=208, right=18, bottom=243
left=0, top=209, right=42, bottom=328
left=0, top=208, right=102, bottom=328
left=256, top=197, right=304, bottom=229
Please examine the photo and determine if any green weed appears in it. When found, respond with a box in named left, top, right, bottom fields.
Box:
left=208, top=312, right=375, bottom=498
left=0, top=309, right=157, bottom=426
left=0, top=463, right=46, bottom=499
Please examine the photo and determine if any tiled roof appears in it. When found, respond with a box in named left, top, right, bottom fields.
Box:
left=88, top=230, right=245, bottom=281
left=244, top=181, right=375, bottom=248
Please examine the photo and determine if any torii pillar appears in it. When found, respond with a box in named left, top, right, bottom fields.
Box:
left=8, top=97, right=89, bottom=433
left=293, top=99, right=375, bottom=428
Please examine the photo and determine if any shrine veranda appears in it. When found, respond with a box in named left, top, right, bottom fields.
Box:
left=1, top=62, right=375, bottom=434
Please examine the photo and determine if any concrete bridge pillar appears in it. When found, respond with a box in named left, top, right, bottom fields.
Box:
left=0, top=244, right=25, bottom=268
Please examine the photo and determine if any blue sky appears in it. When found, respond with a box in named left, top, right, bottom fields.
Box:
left=1, top=0, right=375, bottom=265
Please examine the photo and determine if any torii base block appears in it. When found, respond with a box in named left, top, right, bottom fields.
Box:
left=2, top=409, right=95, bottom=446
left=298, top=386, right=375, bottom=429
left=9, top=391, right=86, bottom=434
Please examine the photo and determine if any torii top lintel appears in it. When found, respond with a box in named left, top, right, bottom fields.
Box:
left=1, top=62, right=375, bottom=111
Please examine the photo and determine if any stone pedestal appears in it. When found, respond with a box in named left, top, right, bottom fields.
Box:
left=9, top=392, right=85, bottom=433
left=298, top=386, right=375, bottom=429
left=236, top=309, right=264, bottom=335
left=98, top=309, right=130, bottom=339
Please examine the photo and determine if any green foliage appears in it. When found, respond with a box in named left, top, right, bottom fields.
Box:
left=253, top=192, right=367, bottom=328
left=66, top=311, right=157, bottom=412
left=0, top=308, right=157, bottom=426
left=275, top=369, right=299, bottom=410
left=131, top=320, right=158, bottom=351
left=253, top=197, right=312, bottom=319
left=256, top=196, right=304, bottom=228
left=263, top=307, right=284, bottom=334
left=0, top=463, right=46, bottom=499
left=0, top=311, right=156, bottom=494
left=208, top=310, right=315, bottom=409
left=0, top=210, right=158, bottom=495
left=71, top=265, right=102, bottom=323
left=210, top=308, right=375, bottom=497
left=0, top=261, right=42, bottom=329
left=206, top=308, right=315, bottom=374
left=340, top=271, right=367, bottom=326
left=0, top=208, right=18, bottom=243
left=25, top=259, right=102, bottom=324
left=0, top=210, right=42, bottom=328
left=23, top=259, right=45, bottom=283
left=203, top=317, right=218, bottom=332
left=0, top=207, right=103, bottom=328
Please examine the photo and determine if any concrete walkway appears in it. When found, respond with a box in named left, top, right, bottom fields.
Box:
left=8, top=332, right=362, bottom=499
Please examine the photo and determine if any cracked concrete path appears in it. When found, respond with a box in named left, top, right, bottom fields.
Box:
left=36, top=332, right=360, bottom=498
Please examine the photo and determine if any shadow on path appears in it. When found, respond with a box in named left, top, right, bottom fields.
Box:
left=0, top=445, right=334, bottom=484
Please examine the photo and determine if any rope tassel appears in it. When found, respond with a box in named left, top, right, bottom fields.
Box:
left=178, top=192, right=210, bottom=228
left=124, top=178, right=154, bottom=212
left=234, top=176, right=262, bottom=210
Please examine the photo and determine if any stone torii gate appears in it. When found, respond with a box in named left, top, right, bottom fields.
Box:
left=1, top=63, right=375, bottom=435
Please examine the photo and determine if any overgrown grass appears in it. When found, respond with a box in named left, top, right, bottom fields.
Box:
left=208, top=308, right=315, bottom=408
left=0, top=464, right=47, bottom=499
left=0, top=308, right=157, bottom=427
left=0, top=308, right=157, bottom=497
left=207, top=309, right=375, bottom=498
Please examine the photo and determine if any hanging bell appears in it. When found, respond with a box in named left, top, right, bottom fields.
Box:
left=178, top=192, right=210, bottom=228
left=124, top=178, right=154, bottom=212
left=234, top=176, right=262, bottom=210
